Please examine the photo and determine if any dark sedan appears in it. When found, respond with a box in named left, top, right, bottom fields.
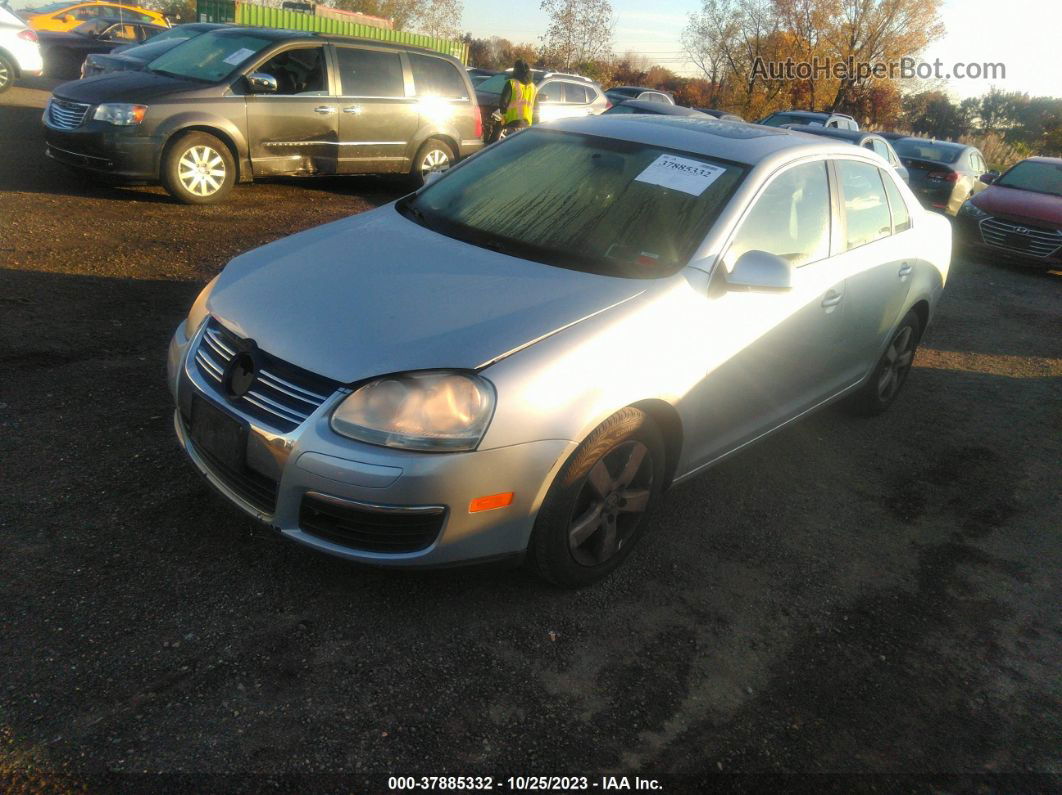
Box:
left=39, top=17, right=166, bottom=78
left=602, top=100, right=707, bottom=117
left=694, top=108, right=745, bottom=122
left=81, top=22, right=226, bottom=78
left=786, top=124, right=909, bottom=184
left=892, top=137, right=993, bottom=216
left=956, top=156, right=1062, bottom=269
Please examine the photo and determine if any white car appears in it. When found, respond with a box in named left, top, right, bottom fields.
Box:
left=0, top=5, right=43, bottom=92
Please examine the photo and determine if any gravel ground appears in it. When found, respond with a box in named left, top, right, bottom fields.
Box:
left=1, top=79, right=1060, bottom=791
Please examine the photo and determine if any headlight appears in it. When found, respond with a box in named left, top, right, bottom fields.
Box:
left=185, top=276, right=217, bottom=336
left=93, top=103, right=148, bottom=126
left=958, top=200, right=988, bottom=219
left=331, top=371, right=495, bottom=452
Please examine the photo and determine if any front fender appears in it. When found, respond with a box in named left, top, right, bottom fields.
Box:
left=154, top=111, right=251, bottom=182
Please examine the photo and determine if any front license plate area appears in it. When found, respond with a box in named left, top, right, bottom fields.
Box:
left=1004, top=232, right=1030, bottom=250
left=190, top=396, right=247, bottom=472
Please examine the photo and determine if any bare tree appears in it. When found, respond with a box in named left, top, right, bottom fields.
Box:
left=540, top=0, right=614, bottom=71
left=416, top=0, right=463, bottom=38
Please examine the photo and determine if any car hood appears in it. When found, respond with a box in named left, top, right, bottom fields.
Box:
left=971, top=185, right=1062, bottom=226
left=206, top=207, right=649, bottom=383
left=54, top=69, right=207, bottom=102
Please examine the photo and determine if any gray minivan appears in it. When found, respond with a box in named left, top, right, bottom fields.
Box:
left=42, top=27, right=483, bottom=203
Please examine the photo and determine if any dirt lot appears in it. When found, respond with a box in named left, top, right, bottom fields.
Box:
left=2, top=79, right=1060, bottom=790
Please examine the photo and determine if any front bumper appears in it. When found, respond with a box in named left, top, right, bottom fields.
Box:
left=167, top=319, right=575, bottom=568
left=43, top=115, right=160, bottom=181
left=955, top=214, right=1062, bottom=268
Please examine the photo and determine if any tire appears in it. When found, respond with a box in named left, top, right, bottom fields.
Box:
left=0, top=53, right=13, bottom=94
left=847, top=309, right=923, bottom=416
left=161, top=132, right=236, bottom=205
left=411, top=138, right=454, bottom=185
left=528, top=407, right=665, bottom=587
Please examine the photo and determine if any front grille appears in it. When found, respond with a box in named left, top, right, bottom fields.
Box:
left=194, top=318, right=340, bottom=432
left=195, top=438, right=279, bottom=514
left=300, top=494, right=446, bottom=554
left=979, top=217, right=1062, bottom=258
left=47, top=98, right=91, bottom=130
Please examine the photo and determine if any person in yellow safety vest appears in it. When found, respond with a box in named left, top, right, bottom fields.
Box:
left=499, top=59, right=537, bottom=128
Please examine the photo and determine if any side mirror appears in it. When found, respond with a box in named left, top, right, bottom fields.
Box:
left=726, top=250, right=793, bottom=290
left=245, top=72, right=277, bottom=94
left=62, top=13, right=76, bottom=22
left=980, top=171, right=998, bottom=184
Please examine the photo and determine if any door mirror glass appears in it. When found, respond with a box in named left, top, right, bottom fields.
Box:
left=980, top=172, right=997, bottom=184
left=246, top=72, right=278, bottom=94
left=727, top=250, right=793, bottom=290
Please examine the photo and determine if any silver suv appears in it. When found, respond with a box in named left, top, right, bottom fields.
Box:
left=476, top=69, right=608, bottom=139
left=760, top=110, right=859, bottom=131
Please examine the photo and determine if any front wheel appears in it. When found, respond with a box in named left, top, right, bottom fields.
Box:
left=0, top=53, right=15, bottom=93
left=528, top=408, right=665, bottom=587
left=161, top=132, right=235, bottom=205
left=847, top=309, right=923, bottom=416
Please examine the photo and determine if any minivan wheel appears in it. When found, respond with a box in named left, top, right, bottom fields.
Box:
left=161, top=132, right=235, bottom=205
left=0, top=54, right=13, bottom=94
left=848, top=309, right=923, bottom=416
left=528, top=407, right=665, bottom=587
left=413, top=139, right=454, bottom=184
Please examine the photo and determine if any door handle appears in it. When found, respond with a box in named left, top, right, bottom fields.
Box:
left=314, top=105, right=336, bottom=115
left=898, top=263, right=913, bottom=280
left=821, top=289, right=844, bottom=308
left=343, top=105, right=363, bottom=115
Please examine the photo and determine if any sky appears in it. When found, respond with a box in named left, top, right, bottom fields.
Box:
left=461, top=0, right=1062, bottom=100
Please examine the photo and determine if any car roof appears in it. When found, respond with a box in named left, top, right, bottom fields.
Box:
left=200, top=26, right=466, bottom=61
left=549, top=115, right=861, bottom=167
left=786, top=124, right=872, bottom=143
left=608, top=100, right=703, bottom=116
left=894, top=137, right=968, bottom=151
left=609, top=86, right=669, bottom=94
left=768, top=110, right=829, bottom=118
left=1018, top=156, right=1062, bottom=165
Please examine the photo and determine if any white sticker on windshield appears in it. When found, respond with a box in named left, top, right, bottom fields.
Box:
left=634, top=155, right=726, bottom=197
left=223, top=47, right=255, bottom=66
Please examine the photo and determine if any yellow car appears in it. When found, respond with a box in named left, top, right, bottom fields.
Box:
left=24, top=2, right=169, bottom=32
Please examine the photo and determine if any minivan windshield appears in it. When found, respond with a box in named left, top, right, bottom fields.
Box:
left=995, top=160, right=1062, bottom=197
left=147, top=31, right=273, bottom=82
left=399, top=129, right=747, bottom=278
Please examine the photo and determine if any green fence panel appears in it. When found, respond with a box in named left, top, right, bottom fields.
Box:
left=214, top=2, right=467, bottom=62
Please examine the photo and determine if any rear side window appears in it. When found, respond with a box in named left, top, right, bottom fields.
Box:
left=727, top=161, right=831, bottom=268
left=410, top=54, right=466, bottom=99
left=838, top=160, right=892, bottom=249
left=564, top=83, right=589, bottom=103
left=880, top=169, right=911, bottom=233
left=336, top=47, right=404, bottom=97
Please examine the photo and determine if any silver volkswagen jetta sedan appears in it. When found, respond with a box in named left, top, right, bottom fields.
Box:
left=168, top=115, right=951, bottom=586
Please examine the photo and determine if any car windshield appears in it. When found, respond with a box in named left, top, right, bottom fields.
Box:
left=139, top=25, right=199, bottom=44
left=475, top=72, right=509, bottom=94
left=762, top=112, right=825, bottom=127
left=995, top=161, right=1062, bottom=197
left=399, top=129, right=747, bottom=278
left=147, top=30, right=273, bottom=82
left=892, top=140, right=962, bottom=164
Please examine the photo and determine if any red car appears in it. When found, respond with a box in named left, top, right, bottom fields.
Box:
left=956, top=156, right=1062, bottom=268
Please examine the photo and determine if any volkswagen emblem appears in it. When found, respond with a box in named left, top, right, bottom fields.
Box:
left=224, top=349, right=259, bottom=399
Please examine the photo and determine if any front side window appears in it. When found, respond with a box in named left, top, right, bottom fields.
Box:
left=410, top=53, right=466, bottom=98
left=254, top=47, right=327, bottom=95
left=337, top=47, right=404, bottom=97
left=880, top=169, right=911, bottom=232
left=537, top=82, right=563, bottom=102
left=401, top=129, right=747, bottom=278
left=73, top=5, right=100, bottom=19
left=100, top=22, right=137, bottom=41
left=838, top=160, right=892, bottom=249
left=148, top=31, right=273, bottom=83
left=726, top=160, right=831, bottom=268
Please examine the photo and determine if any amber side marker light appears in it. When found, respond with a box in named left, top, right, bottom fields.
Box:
left=469, top=492, right=514, bottom=513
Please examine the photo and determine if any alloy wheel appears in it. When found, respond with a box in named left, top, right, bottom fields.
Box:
left=177, top=145, right=226, bottom=197
left=420, top=148, right=450, bottom=176
left=877, top=325, right=915, bottom=402
left=0, top=60, right=10, bottom=91
left=567, top=440, right=654, bottom=567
